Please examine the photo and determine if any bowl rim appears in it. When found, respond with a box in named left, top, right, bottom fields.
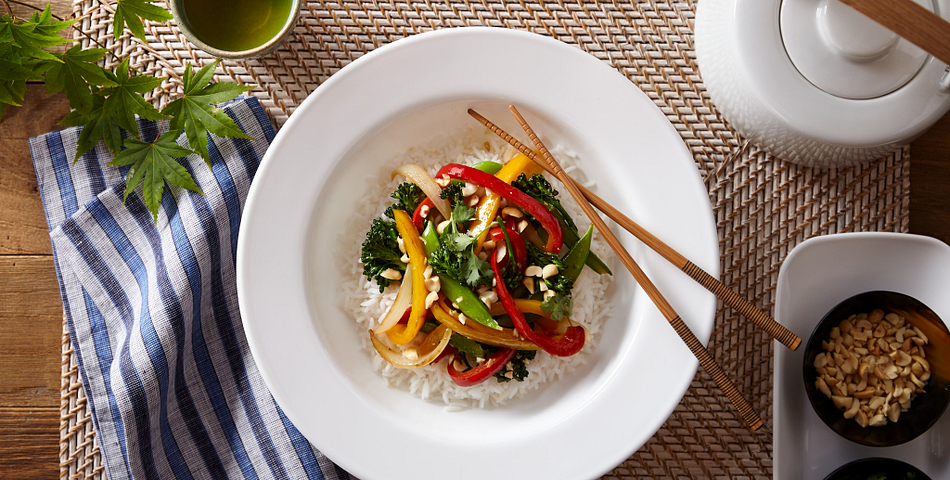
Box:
left=167, top=0, right=302, bottom=59
left=235, top=27, right=720, bottom=480
left=823, top=456, right=932, bottom=480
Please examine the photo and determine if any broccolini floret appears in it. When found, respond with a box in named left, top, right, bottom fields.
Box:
left=494, top=350, right=537, bottom=383
left=439, top=182, right=466, bottom=210
left=360, top=218, right=405, bottom=292
left=512, top=173, right=576, bottom=231
left=429, top=242, right=493, bottom=287
left=526, top=243, right=573, bottom=295
left=384, top=182, right=426, bottom=220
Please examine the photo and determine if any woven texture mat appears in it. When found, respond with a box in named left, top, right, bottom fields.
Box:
left=61, top=0, right=910, bottom=478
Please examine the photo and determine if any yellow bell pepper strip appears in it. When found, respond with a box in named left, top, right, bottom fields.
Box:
left=386, top=209, right=428, bottom=345
left=436, top=153, right=541, bottom=246
left=433, top=299, right=539, bottom=350
left=490, top=254, right=584, bottom=356
left=491, top=299, right=568, bottom=334
left=440, top=164, right=563, bottom=254
left=369, top=324, right=453, bottom=369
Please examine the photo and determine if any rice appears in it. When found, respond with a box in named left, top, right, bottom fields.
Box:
left=336, top=127, right=613, bottom=409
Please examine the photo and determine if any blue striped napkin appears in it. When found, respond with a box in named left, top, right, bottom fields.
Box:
left=30, top=97, right=354, bottom=480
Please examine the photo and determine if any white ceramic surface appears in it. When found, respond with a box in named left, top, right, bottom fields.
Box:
left=781, top=0, right=931, bottom=99
left=236, top=28, right=720, bottom=480
left=695, top=0, right=950, bottom=167
left=774, top=233, right=950, bottom=480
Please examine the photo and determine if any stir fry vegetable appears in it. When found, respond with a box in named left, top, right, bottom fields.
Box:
left=359, top=152, right=610, bottom=387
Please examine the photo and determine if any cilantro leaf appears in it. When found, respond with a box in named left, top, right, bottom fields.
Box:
left=103, top=58, right=166, bottom=137
left=541, top=293, right=573, bottom=322
left=110, top=131, right=201, bottom=222
left=442, top=232, right=476, bottom=252
left=42, top=45, right=115, bottom=112
left=113, top=0, right=173, bottom=41
left=462, top=252, right=491, bottom=285
left=161, top=61, right=253, bottom=165
left=450, top=204, right=476, bottom=225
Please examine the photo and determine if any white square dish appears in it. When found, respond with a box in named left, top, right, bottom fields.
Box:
left=774, top=232, right=950, bottom=479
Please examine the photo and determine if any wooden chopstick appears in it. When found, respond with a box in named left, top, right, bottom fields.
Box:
left=838, top=0, right=950, bottom=66
left=506, top=105, right=763, bottom=431
left=467, top=108, right=801, bottom=351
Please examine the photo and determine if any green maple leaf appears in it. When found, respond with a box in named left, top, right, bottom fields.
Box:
left=161, top=61, right=253, bottom=164
left=113, top=0, right=173, bottom=41
left=0, top=71, right=26, bottom=108
left=42, top=45, right=115, bottom=113
left=0, top=5, right=74, bottom=62
left=102, top=58, right=166, bottom=137
left=0, top=45, right=33, bottom=109
left=70, top=91, right=124, bottom=161
left=110, top=131, right=202, bottom=223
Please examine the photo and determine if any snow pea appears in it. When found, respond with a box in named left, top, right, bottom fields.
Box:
left=562, top=225, right=593, bottom=282
left=420, top=222, right=502, bottom=330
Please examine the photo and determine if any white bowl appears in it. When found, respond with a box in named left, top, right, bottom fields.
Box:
left=237, top=28, right=719, bottom=480
left=774, top=232, right=950, bottom=479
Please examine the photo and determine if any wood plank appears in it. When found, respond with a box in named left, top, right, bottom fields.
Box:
left=8, top=0, right=75, bottom=23
left=0, top=85, right=70, bottom=255
left=909, top=111, right=950, bottom=243
left=0, top=406, right=59, bottom=480
left=0, top=256, right=62, bottom=408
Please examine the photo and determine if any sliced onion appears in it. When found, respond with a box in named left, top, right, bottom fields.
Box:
left=393, top=164, right=452, bottom=220
left=369, top=324, right=453, bottom=369
left=375, top=264, right=412, bottom=334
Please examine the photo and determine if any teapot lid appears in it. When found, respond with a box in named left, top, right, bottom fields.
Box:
left=781, top=0, right=931, bottom=99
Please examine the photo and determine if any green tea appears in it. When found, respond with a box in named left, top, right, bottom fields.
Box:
left=179, top=0, right=293, bottom=52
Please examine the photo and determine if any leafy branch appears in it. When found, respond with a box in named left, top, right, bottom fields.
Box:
left=1, top=2, right=253, bottom=222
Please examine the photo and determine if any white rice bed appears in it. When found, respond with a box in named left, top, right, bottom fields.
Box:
left=337, top=129, right=614, bottom=409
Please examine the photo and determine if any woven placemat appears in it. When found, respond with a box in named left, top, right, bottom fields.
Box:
left=60, top=0, right=910, bottom=478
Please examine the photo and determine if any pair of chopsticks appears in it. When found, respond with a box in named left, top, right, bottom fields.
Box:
left=469, top=109, right=801, bottom=352
left=470, top=106, right=795, bottom=431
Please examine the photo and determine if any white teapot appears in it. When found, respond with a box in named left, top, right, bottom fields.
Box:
left=695, top=0, right=950, bottom=167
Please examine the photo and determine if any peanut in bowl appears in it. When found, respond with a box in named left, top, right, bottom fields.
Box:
left=802, top=290, right=950, bottom=447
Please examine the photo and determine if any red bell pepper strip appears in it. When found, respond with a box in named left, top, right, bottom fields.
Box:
left=435, top=345, right=458, bottom=364
left=437, top=164, right=563, bottom=253
left=412, top=198, right=435, bottom=231
left=446, top=347, right=516, bottom=386
left=490, top=254, right=585, bottom=357
left=489, top=224, right=526, bottom=271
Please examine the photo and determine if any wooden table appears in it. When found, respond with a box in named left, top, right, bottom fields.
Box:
left=2, top=3, right=950, bottom=478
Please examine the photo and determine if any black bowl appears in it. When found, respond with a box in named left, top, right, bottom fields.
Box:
left=803, top=291, right=950, bottom=447
left=824, top=457, right=932, bottom=480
